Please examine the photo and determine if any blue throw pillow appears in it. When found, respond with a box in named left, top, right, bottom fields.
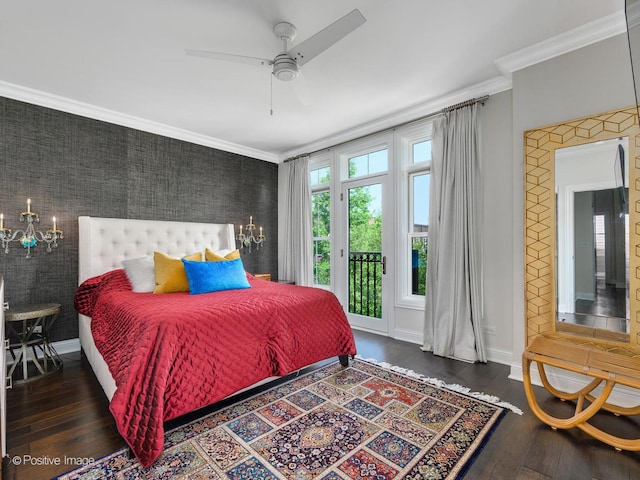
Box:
left=182, top=257, right=251, bottom=294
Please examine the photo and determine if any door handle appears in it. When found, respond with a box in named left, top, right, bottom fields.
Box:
left=382, top=255, right=387, bottom=275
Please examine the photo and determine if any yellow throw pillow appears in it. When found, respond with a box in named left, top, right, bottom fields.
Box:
left=205, top=248, right=240, bottom=262
left=153, top=251, right=202, bottom=294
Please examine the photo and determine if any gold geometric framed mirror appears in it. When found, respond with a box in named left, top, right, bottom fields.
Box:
left=524, top=105, right=640, bottom=349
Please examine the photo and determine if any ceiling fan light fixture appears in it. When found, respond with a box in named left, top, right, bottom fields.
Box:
left=187, top=10, right=366, bottom=88
left=272, top=55, right=299, bottom=81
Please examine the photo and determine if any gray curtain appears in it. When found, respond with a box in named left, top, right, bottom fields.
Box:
left=422, top=104, right=486, bottom=363
left=282, top=155, right=313, bottom=285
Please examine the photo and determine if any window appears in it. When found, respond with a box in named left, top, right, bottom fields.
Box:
left=409, top=172, right=429, bottom=295
left=412, top=140, right=431, bottom=164
left=310, top=166, right=330, bottom=186
left=311, top=165, right=331, bottom=286
left=399, top=128, right=432, bottom=304
left=348, top=149, right=388, bottom=178
left=306, top=121, right=432, bottom=310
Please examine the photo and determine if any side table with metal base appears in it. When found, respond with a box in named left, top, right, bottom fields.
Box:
left=5, top=303, right=63, bottom=384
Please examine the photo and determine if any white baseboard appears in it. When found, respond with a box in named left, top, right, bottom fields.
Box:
left=393, top=328, right=423, bottom=345
left=485, top=347, right=515, bottom=366
left=53, top=338, right=81, bottom=355
left=510, top=361, right=640, bottom=407
left=392, top=328, right=514, bottom=366
left=6, top=338, right=81, bottom=364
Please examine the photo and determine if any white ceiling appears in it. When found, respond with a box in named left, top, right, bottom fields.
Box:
left=0, top=0, right=625, bottom=162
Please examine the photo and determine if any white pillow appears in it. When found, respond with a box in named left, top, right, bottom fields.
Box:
left=122, top=255, right=155, bottom=292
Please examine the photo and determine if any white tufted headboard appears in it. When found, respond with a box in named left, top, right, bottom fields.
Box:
left=78, top=216, right=236, bottom=284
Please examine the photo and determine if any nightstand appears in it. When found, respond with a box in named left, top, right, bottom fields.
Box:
left=254, top=274, right=294, bottom=284
left=5, top=303, right=63, bottom=383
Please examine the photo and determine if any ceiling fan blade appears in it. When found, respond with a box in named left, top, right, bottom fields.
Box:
left=288, top=9, right=366, bottom=67
left=185, top=49, right=273, bottom=67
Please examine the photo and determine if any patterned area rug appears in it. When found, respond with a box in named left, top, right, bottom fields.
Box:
left=56, top=358, right=511, bottom=479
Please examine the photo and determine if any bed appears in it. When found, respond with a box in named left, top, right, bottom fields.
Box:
left=74, top=216, right=356, bottom=467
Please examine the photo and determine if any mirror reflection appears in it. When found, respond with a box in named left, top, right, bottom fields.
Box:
left=555, top=138, right=629, bottom=335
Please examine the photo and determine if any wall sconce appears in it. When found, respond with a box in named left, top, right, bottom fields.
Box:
left=0, top=199, right=63, bottom=258
left=236, top=215, right=265, bottom=253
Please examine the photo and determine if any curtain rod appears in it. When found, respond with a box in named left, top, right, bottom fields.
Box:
left=440, top=95, right=488, bottom=113
left=284, top=95, right=489, bottom=163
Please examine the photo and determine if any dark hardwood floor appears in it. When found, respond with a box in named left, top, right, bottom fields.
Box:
left=4, top=330, right=640, bottom=479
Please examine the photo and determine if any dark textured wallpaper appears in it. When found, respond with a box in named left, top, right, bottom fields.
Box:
left=0, top=96, right=278, bottom=342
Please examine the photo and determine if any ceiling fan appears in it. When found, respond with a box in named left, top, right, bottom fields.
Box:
left=185, top=9, right=366, bottom=82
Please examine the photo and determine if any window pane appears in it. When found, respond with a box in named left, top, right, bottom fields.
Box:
left=348, top=184, right=382, bottom=252
left=410, top=171, right=429, bottom=297
left=348, top=183, right=383, bottom=318
left=413, top=173, right=429, bottom=231
left=310, top=166, right=330, bottom=186
left=312, top=191, right=330, bottom=237
left=313, top=240, right=331, bottom=286
left=349, top=155, right=368, bottom=178
left=368, top=149, right=388, bottom=174
left=348, top=149, right=388, bottom=178
left=411, top=236, right=428, bottom=295
left=312, top=190, right=331, bottom=287
left=413, top=140, right=431, bottom=163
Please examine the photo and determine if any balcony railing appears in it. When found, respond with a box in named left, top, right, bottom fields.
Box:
left=349, top=251, right=382, bottom=318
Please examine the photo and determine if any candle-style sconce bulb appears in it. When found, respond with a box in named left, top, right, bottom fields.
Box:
left=236, top=216, right=266, bottom=253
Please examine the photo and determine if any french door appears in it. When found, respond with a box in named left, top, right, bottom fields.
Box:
left=339, top=174, right=391, bottom=333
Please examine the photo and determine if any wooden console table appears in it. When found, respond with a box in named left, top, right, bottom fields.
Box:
left=523, top=333, right=640, bottom=451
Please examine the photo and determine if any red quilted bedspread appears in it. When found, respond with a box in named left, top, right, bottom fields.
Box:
left=74, top=269, right=356, bottom=467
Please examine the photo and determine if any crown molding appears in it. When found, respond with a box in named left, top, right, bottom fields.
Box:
left=0, top=80, right=279, bottom=163
left=278, top=75, right=512, bottom=161
left=495, top=10, right=627, bottom=79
